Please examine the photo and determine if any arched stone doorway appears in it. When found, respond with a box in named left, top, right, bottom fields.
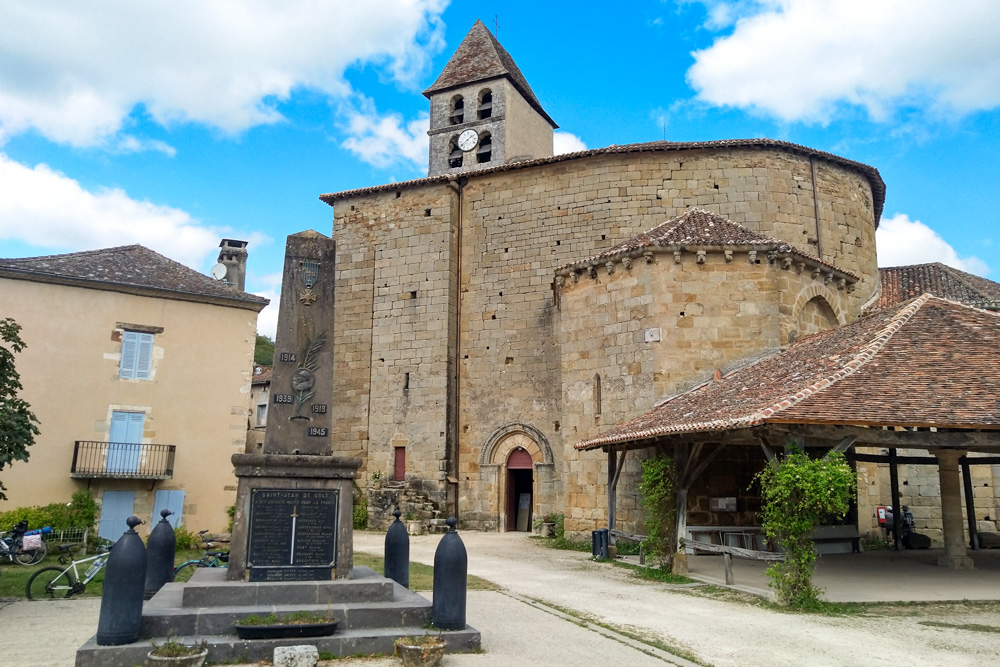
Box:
left=480, top=423, right=553, bottom=532
left=506, top=447, right=534, bottom=531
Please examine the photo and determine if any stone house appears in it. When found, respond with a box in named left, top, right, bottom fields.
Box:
left=0, top=243, right=268, bottom=538
left=312, top=20, right=998, bottom=546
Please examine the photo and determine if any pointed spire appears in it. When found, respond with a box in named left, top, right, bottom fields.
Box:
left=423, top=20, right=556, bottom=128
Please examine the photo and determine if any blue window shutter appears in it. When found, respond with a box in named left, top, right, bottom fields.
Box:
left=135, top=333, right=153, bottom=380
left=153, top=490, right=185, bottom=528
left=119, top=331, right=138, bottom=379
left=98, top=490, right=135, bottom=541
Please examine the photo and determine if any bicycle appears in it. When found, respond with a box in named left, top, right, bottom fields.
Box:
left=172, top=530, right=229, bottom=581
left=25, top=544, right=110, bottom=600
left=0, top=520, right=50, bottom=566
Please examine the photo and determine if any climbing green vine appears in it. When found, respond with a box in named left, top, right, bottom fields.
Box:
left=756, top=448, right=856, bottom=607
left=640, top=456, right=676, bottom=567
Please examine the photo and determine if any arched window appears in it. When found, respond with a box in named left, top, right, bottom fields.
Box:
left=478, top=89, right=493, bottom=119
left=449, top=96, right=464, bottom=125
left=448, top=137, right=463, bottom=168
left=476, top=133, right=492, bottom=164
left=593, top=374, right=602, bottom=415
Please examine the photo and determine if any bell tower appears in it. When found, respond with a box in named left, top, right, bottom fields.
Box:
left=424, top=20, right=557, bottom=177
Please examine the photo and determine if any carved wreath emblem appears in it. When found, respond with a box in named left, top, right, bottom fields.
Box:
left=299, top=262, right=319, bottom=305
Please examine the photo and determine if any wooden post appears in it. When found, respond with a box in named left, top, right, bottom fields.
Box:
left=962, top=457, right=979, bottom=550
left=889, top=448, right=902, bottom=551
left=607, top=448, right=616, bottom=545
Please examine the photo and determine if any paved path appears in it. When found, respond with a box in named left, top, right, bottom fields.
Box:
left=4, top=531, right=1000, bottom=666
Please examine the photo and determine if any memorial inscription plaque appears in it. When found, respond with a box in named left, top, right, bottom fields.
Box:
left=246, top=488, right=339, bottom=582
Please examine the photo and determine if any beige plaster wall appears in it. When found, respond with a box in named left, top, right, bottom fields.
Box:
left=0, top=277, right=258, bottom=535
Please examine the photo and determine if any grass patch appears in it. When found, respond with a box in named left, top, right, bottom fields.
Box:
left=1, top=551, right=107, bottom=599
left=609, top=560, right=694, bottom=584
left=528, top=597, right=710, bottom=666
left=352, top=552, right=498, bottom=591
left=919, top=621, right=1000, bottom=633
left=530, top=535, right=592, bottom=552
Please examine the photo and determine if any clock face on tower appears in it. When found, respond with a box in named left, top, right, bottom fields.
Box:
left=458, top=129, right=479, bottom=152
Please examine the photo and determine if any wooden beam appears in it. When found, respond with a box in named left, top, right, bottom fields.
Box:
left=889, top=448, right=901, bottom=551
left=825, top=435, right=857, bottom=457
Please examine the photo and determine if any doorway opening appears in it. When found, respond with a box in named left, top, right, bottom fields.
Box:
left=506, top=448, right=533, bottom=532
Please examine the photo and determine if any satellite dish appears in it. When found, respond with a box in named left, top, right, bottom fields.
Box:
left=210, top=263, right=228, bottom=280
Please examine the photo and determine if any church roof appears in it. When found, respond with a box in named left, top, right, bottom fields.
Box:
left=320, top=138, right=886, bottom=224
left=556, top=208, right=858, bottom=281
left=422, top=20, right=556, bottom=128
left=575, top=294, right=1000, bottom=450
left=0, top=244, right=269, bottom=311
left=871, top=262, right=1000, bottom=312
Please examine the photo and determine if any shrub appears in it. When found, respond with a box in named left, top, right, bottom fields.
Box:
left=756, top=447, right=856, bottom=607
left=640, top=456, right=676, bottom=567
left=226, top=505, right=235, bottom=532
left=173, top=525, right=199, bottom=550
left=0, top=488, right=98, bottom=531
left=353, top=484, right=368, bottom=530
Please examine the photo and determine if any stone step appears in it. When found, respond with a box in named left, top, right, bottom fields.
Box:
left=76, top=624, right=482, bottom=667
left=178, top=568, right=395, bottom=607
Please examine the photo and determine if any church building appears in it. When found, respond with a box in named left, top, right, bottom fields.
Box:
left=318, top=20, right=1000, bottom=549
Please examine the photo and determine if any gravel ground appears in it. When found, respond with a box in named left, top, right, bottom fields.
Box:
left=354, top=530, right=1000, bottom=667
left=4, top=530, right=1000, bottom=666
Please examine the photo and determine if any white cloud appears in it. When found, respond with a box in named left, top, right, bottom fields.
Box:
left=112, top=136, right=177, bottom=157
left=0, top=153, right=264, bottom=268
left=246, top=271, right=282, bottom=338
left=687, top=0, right=1000, bottom=123
left=340, top=97, right=429, bottom=170
left=0, top=0, right=448, bottom=146
left=553, top=131, right=587, bottom=155
left=876, top=213, right=990, bottom=276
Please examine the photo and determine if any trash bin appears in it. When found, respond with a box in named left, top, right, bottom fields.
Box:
left=596, top=528, right=609, bottom=559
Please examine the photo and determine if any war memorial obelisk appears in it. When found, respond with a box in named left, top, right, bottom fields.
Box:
left=228, top=230, right=360, bottom=581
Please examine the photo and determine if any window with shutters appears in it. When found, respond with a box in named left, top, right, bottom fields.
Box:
left=119, top=330, right=154, bottom=380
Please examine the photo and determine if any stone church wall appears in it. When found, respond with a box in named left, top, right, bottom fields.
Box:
left=329, top=144, right=879, bottom=532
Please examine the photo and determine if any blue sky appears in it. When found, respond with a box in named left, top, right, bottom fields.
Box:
left=1, top=0, right=997, bottom=337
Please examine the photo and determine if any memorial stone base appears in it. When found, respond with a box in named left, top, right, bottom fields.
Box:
left=75, top=567, right=482, bottom=666
left=227, top=453, right=359, bottom=581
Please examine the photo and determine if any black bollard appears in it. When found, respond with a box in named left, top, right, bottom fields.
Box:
left=96, top=515, right=147, bottom=646
left=144, top=509, right=176, bottom=600
left=431, top=516, right=467, bottom=631
left=384, top=508, right=410, bottom=588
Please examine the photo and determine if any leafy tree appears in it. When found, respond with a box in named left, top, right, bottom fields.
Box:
left=756, top=447, right=856, bottom=607
left=640, top=456, right=676, bottom=567
left=254, top=333, right=274, bottom=365
left=0, top=318, right=39, bottom=501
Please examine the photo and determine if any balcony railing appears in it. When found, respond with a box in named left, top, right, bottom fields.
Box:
left=71, top=441, right=175, bottom=480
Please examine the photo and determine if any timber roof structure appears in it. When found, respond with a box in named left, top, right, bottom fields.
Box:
left=0, top=245, right=269, bottom=311
left=872, top=262, right=1000, bottom=312
left=422, top=20, right=556, bottom=128
left=576, top=295, right=1000, bottom=451
left=319, top=138, right=885, bottom=224
left=555, top=208, right=858, bottom=281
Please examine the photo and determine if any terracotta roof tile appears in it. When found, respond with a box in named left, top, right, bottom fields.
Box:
left=422, top=20, right=556, bottom=128
left=872, top=263, right=1000, bottom=311
left=0, top=245, right=268, bottom=311
left=555, top=208, right=857, bottom=280
left=252, top=365, right=272, bottom=384
left=576, top=295, right=1000, bottom=450
left=319, top=138, right=885, bottom=224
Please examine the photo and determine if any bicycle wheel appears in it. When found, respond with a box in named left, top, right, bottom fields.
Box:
left=14, top=541, right=47, bottom=565
left=172, top=560, right=206, bottom=582
left=26, top=567, right=74, bottom=600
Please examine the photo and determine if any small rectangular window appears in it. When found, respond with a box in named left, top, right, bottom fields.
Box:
left=256, top=404, right=267, bottom=427
left=119, top=331, right=154, bottom=380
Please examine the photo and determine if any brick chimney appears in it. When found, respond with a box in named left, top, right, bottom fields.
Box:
left=218, top=239, right=248, bottom=291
